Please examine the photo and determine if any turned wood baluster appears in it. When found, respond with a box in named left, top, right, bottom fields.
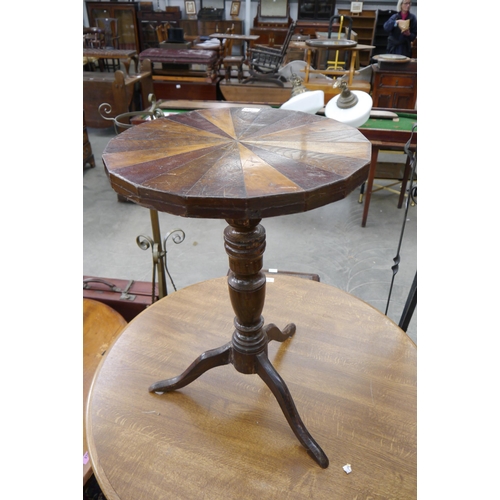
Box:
left=224, top=219, right=268, bottom=373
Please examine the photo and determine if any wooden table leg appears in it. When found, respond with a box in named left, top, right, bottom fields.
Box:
left=149, top=218, right=329, bottom=468
left=362, top=144, right=377, bottom=227
left=348, top=50, right=357, bottom=86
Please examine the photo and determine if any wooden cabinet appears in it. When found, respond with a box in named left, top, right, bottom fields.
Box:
left=297, top=0, right=335, bottom=21
left=338, top=8, right=377, bottom=66
left=137, top=10, right=182, bottom=50
left=371, top=64, right=417, bottom=109
left=179, top=20, right=242, bottom=37
left=249, top=26, right=290, bottom=47
left=86, top=1, right=140, bottom=51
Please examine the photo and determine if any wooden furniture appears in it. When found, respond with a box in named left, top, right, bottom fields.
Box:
left=83, top=27, right=105, bottom=49
left=86, top=275, right=417, bottom=499
left=139, top=48, right=219, bottom=82
left=338, top=8, right=377, bottom=66
left=101, top=107, right=371, bottom=468
left=179, top=19, right=243, bottom=45
left=249, top=0, right=292, bottom=48
left=297, top=0, right=335, bottom=21
left=371, top=62, right=417, bottom=109
left=83, top=112, right=94, bottom=168
left=209, top=33, right=260, bottom=81
left=83, top=298, right=127, bottom=485
left=358, top=108, right=417, bottom=227
left=86, top=1, right=141, bottom=51
left=82, top=48, right=138, bottom=76
left=137, top=8, right=182, bottom=50
left=303, top=41, right=375, bottom=86
left=244, top=22, right=296, bottom=86
left=83, top=59, right=153, bottom=128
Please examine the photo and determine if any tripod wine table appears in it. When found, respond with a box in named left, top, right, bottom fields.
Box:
left=101, top=107, right=371, bottom=468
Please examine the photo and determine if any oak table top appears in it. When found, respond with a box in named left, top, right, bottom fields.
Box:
left=86, top=275, right=417, bottom=500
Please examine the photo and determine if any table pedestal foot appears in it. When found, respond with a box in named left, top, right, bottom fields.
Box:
left=256, top=351, right=329, bottom=468
left=150, top=218, right=328, bottom=468
left=149, top=342, right=231, bottom=393
left=264, top=322, right=296, bottom=343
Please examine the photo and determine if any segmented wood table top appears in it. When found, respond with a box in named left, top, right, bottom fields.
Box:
left=102, top=107, right=371, bottom=219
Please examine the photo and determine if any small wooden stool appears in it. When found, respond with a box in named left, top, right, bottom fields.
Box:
left=223, top=55, right=244, bottom=81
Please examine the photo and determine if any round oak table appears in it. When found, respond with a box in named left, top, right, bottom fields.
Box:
left=101, top=107, right=371, bottom=468
left=86, top=276, right=417, bottom=500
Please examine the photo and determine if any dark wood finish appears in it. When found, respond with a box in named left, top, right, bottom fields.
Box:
left=297, top=0, right=335, bottom=21
left=83, top=59, right=153, bottom=128
left=136, top=9, right=181, bottom=50
left=86, top=1, right=141, bottom=51
left=244, top=22, right=296, bottom=86
left=179, top=19, right=243, bottom=46
left=371, top=64, right=417, bottom=109
left=83, top=298, right=127, bottom=485
left=101, top=107, right=370, bottom=467
left=83, top=48, right=138, bottom=76
left=86, top=275, right=417, bottom=499
left=338, top=9, right=377, bottom=66
left=83, top=112, right=94, bottom=168
left=102, top=108, right=371, bottom=219
left=83, top=276, right=159, bottom=322
left=250, top=3, right=292, bottom=48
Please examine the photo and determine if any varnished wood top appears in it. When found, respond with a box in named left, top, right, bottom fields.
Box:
left=83, top=48, right=137, bottom=59
left=83, top=299, right=127, bottom=485
left=87, top=276, right=416, bottom=499
left=102, top=108, right=371, bottom=219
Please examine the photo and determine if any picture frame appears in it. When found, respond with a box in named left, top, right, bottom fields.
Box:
left=230, top=1, right=241, bottom=16
left=185, top=0, right=197, bottom=15
left=350, top=2, right=363, bottom=13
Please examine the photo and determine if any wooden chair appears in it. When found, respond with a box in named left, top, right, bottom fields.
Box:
left=83, top=27, right=105, bottom=71
left=96, top=17, right=120, bottom=71
left=83, top=298, right=127, bottom=485
left=326, top=15, right=353, bottom=70
left=83, top=27, right=105, bottom=49
left=221, top=25, right=245, bottom=82
left=243, top=22, right=296, bottom=86
left=83, top=59, right=154, bottom=128
left=156, top=23, right=170, bottom=43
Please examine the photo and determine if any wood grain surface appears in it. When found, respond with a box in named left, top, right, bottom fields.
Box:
left=87, top=276, right=416, bottom=499
left=83, top=299, right=127, bottom=485
left=102, top=108, right=371, bottom=219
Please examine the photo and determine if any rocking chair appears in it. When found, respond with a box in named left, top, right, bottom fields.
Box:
left=243, top=22, right=296, bottom=87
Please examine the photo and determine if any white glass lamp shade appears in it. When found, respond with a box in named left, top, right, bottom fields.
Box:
left=280, top=90, right=325, bottom=115
left=324, top=91, right=373, bottom=128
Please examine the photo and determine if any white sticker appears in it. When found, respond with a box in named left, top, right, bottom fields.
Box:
left=266, top=277, right=275, bottom=283
left=242, top=108, right=260, bottom=113
left=343, top=464, right=352, bottom=474
left=268, top=268, right=278, bottom=273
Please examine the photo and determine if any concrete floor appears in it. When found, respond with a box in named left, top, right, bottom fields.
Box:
left=83, top=124, right=417, bottom=344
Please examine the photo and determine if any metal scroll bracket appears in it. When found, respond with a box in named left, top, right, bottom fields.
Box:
left=136, top=210, right=185, bottom=301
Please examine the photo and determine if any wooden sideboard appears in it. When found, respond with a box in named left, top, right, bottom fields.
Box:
left=371, top=63, right=417, bottom=109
